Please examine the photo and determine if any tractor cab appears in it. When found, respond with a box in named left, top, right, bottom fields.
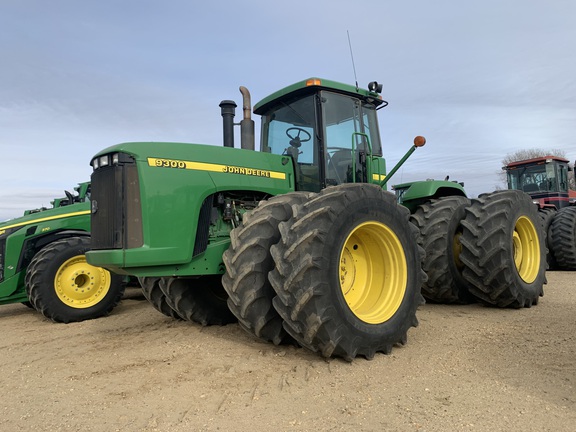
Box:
left=254, top=78, right=386, bottom=192
left=504, top=156, right=572, bottom=209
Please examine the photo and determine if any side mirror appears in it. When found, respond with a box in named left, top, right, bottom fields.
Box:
left=368, top=81, right=383, bottom=93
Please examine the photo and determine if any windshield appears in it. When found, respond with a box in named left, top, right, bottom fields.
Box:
left=507, top=162, right=567, bottom=193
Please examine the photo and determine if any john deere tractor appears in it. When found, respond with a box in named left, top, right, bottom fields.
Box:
left=0, top=182, right=125, bottom=322
left=504, top=156, right=576, bottom=269
left=86, top=78, right=546, bottom=360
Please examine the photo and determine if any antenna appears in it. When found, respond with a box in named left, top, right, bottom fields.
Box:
left=347, top=30, right=359, bottom=91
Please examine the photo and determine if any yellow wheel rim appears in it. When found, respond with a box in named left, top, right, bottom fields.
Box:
left=452, top=230, right=464, bottom=270
left=54, top=255, right=112, bottom=308
left=339, top=221, right=407, bottom=324
left=513, top=216, right=540, bottom=283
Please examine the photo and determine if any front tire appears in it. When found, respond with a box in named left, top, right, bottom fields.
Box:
left=25, top=236, right=125, bottom=323
left=222, top=192, right=311, bottom=345
left=269, top=184, right=425, bottom=361
left=459, top=190, right=546, bottom=308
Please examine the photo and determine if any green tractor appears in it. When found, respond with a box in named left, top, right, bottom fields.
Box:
left=86, top=78, right=546, bottom=360
left=0, top=182, right=125, bottom=322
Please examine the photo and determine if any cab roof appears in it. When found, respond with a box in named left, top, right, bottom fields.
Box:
left=505, top=155, right=569, bottom=169
left=253, top=77, right=384, bottom=115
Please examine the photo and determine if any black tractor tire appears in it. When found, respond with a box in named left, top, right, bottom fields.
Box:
left=549, top=206, right=576, bottom=270
left=222, top=192, right=311, bottom=345
left=25, top=236, right=125, bottom=323
left=538, top=208, right=557, bottom=269
left=411, top=196, right=475, bottom=304
left=159, top=275, right=237, bottom=325
left=269, top=184, right=425, bottom=361
left=138, top=277, right=181, bottom=319
left=459, top=190, right=546, bottom=308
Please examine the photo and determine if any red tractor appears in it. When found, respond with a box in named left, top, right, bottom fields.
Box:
left=504, top=156, right=576, bottom=269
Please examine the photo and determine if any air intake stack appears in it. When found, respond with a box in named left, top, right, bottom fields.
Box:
left=219, top=100, right=237, bottom=148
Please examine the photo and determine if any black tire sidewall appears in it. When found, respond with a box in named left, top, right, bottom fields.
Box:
left=550, top=206, right=576, bottom=269
left=462, top=190, right=546, bottom=306
left=444, top=198, right=473, bottom=299
left=505, top=196, right=546, bottom=295
left=28, top=237, right=124, bottom=322
left=322, top=198, right=421, bottom=339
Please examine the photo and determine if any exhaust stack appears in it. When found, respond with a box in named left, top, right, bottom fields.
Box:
left=239, top=86, right=255, bottom=150
left=219, top=100, right=237, bottom=148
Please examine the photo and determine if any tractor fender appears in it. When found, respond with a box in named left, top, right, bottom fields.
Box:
left=396, top=180, right=467, bottom=213
left=17, top=230, right=90, bottom=274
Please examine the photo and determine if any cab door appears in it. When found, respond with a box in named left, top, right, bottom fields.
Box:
left=321, top=92, right=378, bottom=186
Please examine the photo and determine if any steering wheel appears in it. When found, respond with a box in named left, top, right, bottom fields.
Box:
left=286, top=127, right=311, bottom=148
left=65, top=190, right=75, bottom=204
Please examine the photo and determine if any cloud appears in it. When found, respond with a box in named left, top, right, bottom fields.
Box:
left=0, top=0, right=575, bottom=220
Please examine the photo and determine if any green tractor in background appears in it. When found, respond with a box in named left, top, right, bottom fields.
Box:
left=393, top=177, right=544, bottom=307
left=86, top=77, right=546, bottom=360
left=0, top=182, right=125, bottom=322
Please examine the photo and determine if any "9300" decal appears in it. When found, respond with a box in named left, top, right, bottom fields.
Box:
left=153, top=158, right=186, bottom=169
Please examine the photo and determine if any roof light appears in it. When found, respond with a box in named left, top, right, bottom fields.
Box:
left=306, top=78, right=322, bottom=86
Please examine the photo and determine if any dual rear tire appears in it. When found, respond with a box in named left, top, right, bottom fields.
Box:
left=459, top=191, right=546, bottom=308
left=413, top=191, right=546, bottom=308
left=411, top=196, right=473, bottom=304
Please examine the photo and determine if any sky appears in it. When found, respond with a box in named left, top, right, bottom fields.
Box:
left=1, top=0, right=575, bottom=221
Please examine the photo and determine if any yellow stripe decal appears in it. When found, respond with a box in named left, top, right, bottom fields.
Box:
left=372, top=173, right=386, bottom=181
left=147, top=157, right=286, bottom=180
left=0, top=210, right=90, bottom=232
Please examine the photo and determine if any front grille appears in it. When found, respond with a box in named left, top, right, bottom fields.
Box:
left=90, top=154, right=142, bottom=250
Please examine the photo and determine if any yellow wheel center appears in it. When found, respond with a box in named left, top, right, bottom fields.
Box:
left=512, top=216, right=540, bottom=283
left=339, top=221, right=408, bottom=324
left=54, top=255, right=112, bottom=308
left=452, top=230, right=464, bottom=270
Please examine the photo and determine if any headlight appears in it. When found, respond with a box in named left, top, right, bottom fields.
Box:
left=91, top=154, right=111, bottom=170
left=99, top=155, right=110, bottom=167
left=0, top=226, right=22, bottom=240
left=91, top=152, right=133, bottom=171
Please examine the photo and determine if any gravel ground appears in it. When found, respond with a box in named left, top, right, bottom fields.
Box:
left=0, top=271, right=574, bottom=432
